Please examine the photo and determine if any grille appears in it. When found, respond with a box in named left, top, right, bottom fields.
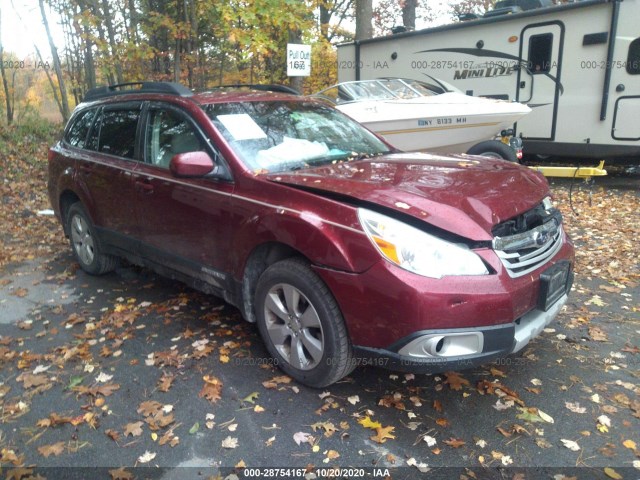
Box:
left=492, top=209, right=564, bottom=278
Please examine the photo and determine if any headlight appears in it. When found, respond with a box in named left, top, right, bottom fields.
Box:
left=358, top=208, right=489, bottom=279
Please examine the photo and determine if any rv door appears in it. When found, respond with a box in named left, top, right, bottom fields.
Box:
left=517, top=23, right=564, bottom=140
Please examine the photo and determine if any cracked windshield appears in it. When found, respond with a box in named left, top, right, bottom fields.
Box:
left=206, top=101, right=391, bottom=173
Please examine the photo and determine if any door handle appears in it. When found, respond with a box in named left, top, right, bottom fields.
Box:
left=135, top=179, right=154, bottom=194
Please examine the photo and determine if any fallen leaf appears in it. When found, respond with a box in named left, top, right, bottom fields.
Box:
left=603, top=467, right=623, bottom=479
left=137, top=451, right=156, bottom=463
left=199, top=376, right=223, bottom=404
left=18, top=373, right=49, bottom=389
left=423, top=435, right=437, bottom=447
left=406, top=457, right=429, bottom=472
left=443, top=437, right=466, bottom=448
left=137, top=401, right=162, bottom=417
left=623, top=439, right=637, bottom=451
left=124, top=421, right=144, bottom=437
left=326, top=449, right=340, bottom=460
left=538, top=409, right=554, bottom=424
left=565, top=402, right=587, bottom=413
left=589, top=326, right=608, bottom=341
left=222, top=436, right=239, bottom=449
left=293, top=431, right=313, bottom=446
left=561, top=439, right=580, bottom=451
left=444, top=371, right=470, bottom=391
left=242, top=392, right=259, bottom=404
left=357, top=416, right=382, bottom=430
left=95, top=372, right=113, bottom=383
left=38, top=442, right=65, bottom=457
left=371, top=425, right=396, bottom=444
left=436, top=417, right=450, bottom=427
left=109, top=467, right=134, bottom=480
left=157, top=373, right=174, bottom=392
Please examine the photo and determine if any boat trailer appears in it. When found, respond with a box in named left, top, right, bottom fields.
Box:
left=528, top=160, right=607, bottom=179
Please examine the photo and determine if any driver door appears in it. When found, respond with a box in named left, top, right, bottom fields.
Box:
left=133, top=103, right=235, bottom=287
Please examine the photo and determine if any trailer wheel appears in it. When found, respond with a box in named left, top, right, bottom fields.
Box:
left=467, top=140, right=518, bottom=162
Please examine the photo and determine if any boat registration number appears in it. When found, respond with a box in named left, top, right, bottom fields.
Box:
left=418, top=117, right=467, bottom=126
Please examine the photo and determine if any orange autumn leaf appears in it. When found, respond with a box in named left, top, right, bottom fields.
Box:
left=37, top=441, right=65, bottom=457
left=443, top=437, right=466, bottom=448
left=371, top=425, right=396, bottom=444
left=444, top=371, right=470, bottom=391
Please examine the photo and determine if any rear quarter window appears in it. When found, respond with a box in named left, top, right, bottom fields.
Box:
left=98, top=109, right=140, bottom=159
left=65, top=109, right=96, bottom=148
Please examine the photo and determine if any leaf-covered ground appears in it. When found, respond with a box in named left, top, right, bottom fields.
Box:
left=1, top=130, right=638, bottom=479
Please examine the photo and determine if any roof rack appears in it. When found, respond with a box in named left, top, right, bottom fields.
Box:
left=215, top=84, right=301, bottom=95
left=83, top=82, right=194, bottom=102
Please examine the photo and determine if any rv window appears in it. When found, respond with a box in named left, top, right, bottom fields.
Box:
left=627, top=38, right=640, bottom=75
left=528, top=34, right=553, bottom=74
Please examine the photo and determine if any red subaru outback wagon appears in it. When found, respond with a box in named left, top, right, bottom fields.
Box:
left=48, top=82, right=574, bottom=387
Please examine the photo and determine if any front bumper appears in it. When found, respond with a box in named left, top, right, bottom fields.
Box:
left=352, top=294, right=568, bottom=373
left=314, top=234, right=574, bottom=373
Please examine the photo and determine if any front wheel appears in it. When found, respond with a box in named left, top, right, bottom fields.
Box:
left=467, top=140, right=518, bottom=162
left=66, top=203, right=119, bottom=275
left=254, top=258, right=354, bottom=388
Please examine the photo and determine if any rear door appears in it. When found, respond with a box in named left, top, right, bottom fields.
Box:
left=76, top=103, right=142, bottom=249
left=516, top=22, right=564, bottom=139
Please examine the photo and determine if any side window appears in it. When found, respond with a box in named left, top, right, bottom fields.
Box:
left=528, top=33, right=553, bottom=74
left=627, top=38, right=640, bottom=75
left=98, top=109, right=140, bottom=159
left=145, top=108, right=205, bottom=168
left=65, top=109, right=96, bottom=148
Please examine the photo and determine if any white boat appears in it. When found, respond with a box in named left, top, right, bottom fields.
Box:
left=315, top=78, right=531, bottom=159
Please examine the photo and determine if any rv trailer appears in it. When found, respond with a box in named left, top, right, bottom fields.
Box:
left=337, top=0, right=640, bottom=162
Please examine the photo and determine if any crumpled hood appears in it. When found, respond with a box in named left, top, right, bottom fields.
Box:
left=266, top=153, right=550, bottom=240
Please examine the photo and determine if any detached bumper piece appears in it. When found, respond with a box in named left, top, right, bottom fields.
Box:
left=353, top=294, right=569, bottom=374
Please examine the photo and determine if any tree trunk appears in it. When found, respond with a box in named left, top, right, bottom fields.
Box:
left=319, top=3, right=331, bottom=41
left=39, top=0, right=70, bottom=121
left=87, top=0, right=114, bottom=85
left=0, top=7, right=14, bottom=124
left=75, top=0, right=97, bottom=90
left=355, top=0, right=373, bottom=40
left=402, top=0, right=418, bottom=30
left=101, top=0, right=124, bottom=84
left=288, top=29, right=304, bottom=93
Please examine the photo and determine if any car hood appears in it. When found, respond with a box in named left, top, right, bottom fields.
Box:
left=265, top=153, right=549, bottom=240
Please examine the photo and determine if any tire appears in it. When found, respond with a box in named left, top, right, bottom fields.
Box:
left=466, top=140, right=518, bottom=162
left=66, top=203, right=119, bottom=275
left=254, top=258, right=354, bottom=388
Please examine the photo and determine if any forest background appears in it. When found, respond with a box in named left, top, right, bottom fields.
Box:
left=0, top=0, right=496, bottom=125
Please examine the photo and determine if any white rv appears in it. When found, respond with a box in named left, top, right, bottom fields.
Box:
left=337, top=0, right=640, bottom=162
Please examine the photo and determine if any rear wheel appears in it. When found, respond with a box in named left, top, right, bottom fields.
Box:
left=254, top=258, right=354, bottom=387
left=467, top=140, right=518, bottom=162
left=66, top=203, right=118, bottom=275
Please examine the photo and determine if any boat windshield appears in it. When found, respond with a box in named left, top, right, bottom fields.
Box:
left=316, top=79, right=440, bottom=104
left=205, top=100, right=392, bottom=174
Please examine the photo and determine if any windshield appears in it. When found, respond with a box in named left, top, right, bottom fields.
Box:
left=205, top=100, right=391, bottom=173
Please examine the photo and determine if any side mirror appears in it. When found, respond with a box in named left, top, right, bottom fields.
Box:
left=170, top=151, right=216, bottom=177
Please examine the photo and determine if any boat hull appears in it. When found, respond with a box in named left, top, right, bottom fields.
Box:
left=337, top=93, right=531, bottom=153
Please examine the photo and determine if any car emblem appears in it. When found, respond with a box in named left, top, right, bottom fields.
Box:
left=535, top=230, right=550, bottom=246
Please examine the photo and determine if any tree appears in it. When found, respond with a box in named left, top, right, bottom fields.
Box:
left=451, top=0, right=494, bottom=18
left=402, top=0, right=418, bottom=29
left=318, top=0, right=354, bottom=43
left=39, top=0, right=70, bottom=121
left=355, top=0, right=373, bottom=40
left=0, top=6, right=14, bottom=124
